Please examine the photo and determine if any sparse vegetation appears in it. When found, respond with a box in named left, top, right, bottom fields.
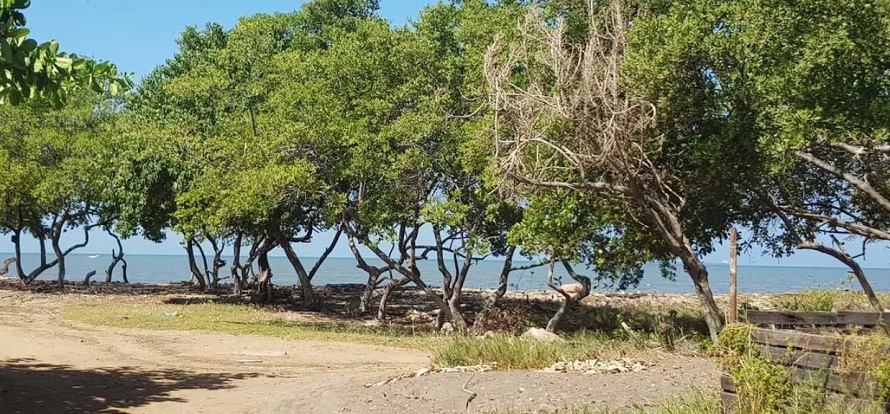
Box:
left=64, top=299, right=441, bottom=349
left=772, top=290, right=890, bottom=312
left=432, top=331, right=642, bottom=370
left=715, top=323, right=890, bottom=414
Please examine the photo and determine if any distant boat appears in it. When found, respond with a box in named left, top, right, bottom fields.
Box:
left=89, top=255, right=100, bottom=259
left=721, top=260, right=730, bottom=264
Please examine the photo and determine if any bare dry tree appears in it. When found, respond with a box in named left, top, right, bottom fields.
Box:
left=485, top=0, right=724, bottom=340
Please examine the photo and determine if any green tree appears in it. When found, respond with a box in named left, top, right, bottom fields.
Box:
left=0, top=0, right=131, bottom=106
left=485, top=0, right=776, bottom=340
left=0, top=93, right=115, bottom=284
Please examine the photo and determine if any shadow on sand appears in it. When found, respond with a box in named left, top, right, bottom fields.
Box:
left=0, top=358, right=258, bottom=414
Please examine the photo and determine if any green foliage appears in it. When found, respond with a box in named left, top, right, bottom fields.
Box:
left=714, top=323, right=754, bottom=357
left=774, top=290, right=841, bottom=312
left=715, top=324, right=793, bottom=413
left=876, top=361, right=890, bottom=401
left=0, top=0, right=131, bottom=106
left=732, top=354, right=793, bottom=414
left=0, top=93, right=112, bottom=233
left=773, top=290, right=890, bottom=312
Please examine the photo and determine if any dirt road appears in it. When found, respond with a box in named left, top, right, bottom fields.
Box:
left=0, top=291, right=719, bottom=413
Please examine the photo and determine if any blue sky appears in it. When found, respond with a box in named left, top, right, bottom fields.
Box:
left=26, top=0, right=434, bottom=81
left=7, top=1, right=889, bottom=268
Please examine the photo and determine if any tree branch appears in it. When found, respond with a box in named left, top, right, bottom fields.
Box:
left=795, top=151, right=890, bottom=214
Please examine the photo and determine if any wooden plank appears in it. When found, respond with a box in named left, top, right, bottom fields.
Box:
left=747, top=311, right=838, bottom=326
left=836, top=311, right=890, bottom=327
left=721, top=391, right=738, bottom=413
left=751, top=328, right=850, bottom=353
left=822, top=391, right=889, bottom=412
left=728, top=228, right=738, bottom=324
left=747, top=310, right=890, bottom=327
left=721, top=374, right=737, bottom=393
left=757, top=344, right=838, bottom=370
left=786, top=366, right=879, bottom=397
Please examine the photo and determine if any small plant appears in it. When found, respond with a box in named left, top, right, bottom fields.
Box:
left=713, top=323, right=754, bottom=357
left=732, top=354, right=793, bottom=414
left=774, top=290, right=838, bottom=312
left=875, top=360, right=890, bottom=401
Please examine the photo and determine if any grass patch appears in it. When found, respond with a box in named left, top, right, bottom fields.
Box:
left=65, top=297, right=669, bottom=370
left=772, top=290, right=890, bottom=312
left=432, top=331, right=643, bottom=370
left=64, top=300, right=440, bottom=349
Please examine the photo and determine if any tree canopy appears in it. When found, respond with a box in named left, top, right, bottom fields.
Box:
left=7, top=0, right=890, bottom=338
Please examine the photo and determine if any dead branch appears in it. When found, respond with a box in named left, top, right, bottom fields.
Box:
left=461, top=373, right=477, bottom=411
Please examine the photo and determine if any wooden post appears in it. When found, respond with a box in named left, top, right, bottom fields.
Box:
left=728, top=228, right=738, bottom=324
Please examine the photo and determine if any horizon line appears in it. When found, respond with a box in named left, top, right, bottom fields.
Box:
left=2, top=251, right=887, bottom=271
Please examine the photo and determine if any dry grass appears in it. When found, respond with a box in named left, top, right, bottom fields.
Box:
left=432, top=331, right=644, bottom=370
left=486, top=391, right=718, bottom=413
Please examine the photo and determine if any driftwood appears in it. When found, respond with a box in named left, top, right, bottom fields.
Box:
left=461, top=374, right=477, bottom=411
left=83, top=270, right=97, bottom=285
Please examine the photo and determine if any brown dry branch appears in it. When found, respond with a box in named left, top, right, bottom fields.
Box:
left=484, top=0, right=723, bottom=340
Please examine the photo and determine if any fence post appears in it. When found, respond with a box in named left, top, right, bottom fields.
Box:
left=729, top=228, right=738, bottom=324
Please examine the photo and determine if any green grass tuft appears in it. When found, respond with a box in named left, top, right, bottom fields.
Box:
left=432, top=331, right=642, bottom=370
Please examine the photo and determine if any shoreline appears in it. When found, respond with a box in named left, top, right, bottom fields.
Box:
left=5, top=252, right=890, bottom=271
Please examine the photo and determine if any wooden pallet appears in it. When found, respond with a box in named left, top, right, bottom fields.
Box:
left=721, top=315, right=890, bottom=413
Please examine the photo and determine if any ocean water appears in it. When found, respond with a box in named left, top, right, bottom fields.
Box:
left=6, top=253, right=890, bottom=294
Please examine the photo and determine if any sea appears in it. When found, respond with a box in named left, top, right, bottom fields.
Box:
left=6, top=253, right=890, bottom=294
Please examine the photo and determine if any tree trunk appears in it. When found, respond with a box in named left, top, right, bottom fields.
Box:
left=13, top=228, right=25, bottom=282
left=490, top=247, right=515, bottom=308
left=120, top=258, right=129, bottom=283
left=186, top=239, right=207, bottom=290
left=256, top=249, right=273, bottom=303
left=545, top=261, right=591, bottom=333
left=347, top=232, right=385, bottom=314
left=208, top=237, right=226, bottom=289
left=105, top=229, right=126, bottom=284
left=232, top=233, right=243, bottom=295
left=679, top=253, right=722, bottom=343
left=634, top=184, right=723, bottom=342
left=194, top=241, right=214, bottom=288
left=432, top=227, right=470, bottom=333
left=105, top=250, right=121, bottom=284
left=799, top=240, right=885, bottom=313
left=276, top=236, right=317, bottom=309
left=546, top=299, right=572, bottom=333
left=446, top=255, right=472, bottom=333
left=360, top=270, right=380, bottom=314
left=52, top=236, right=66, bottom=287
left=377, top=276, right=409, bottom=322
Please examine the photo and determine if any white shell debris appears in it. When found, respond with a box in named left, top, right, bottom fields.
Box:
left=541, top=358, right=650, bottom=374
left=363, top=365, right=494, bottom=388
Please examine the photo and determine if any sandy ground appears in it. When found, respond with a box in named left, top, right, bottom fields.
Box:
left=0, top=291, right=719, bottom=413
